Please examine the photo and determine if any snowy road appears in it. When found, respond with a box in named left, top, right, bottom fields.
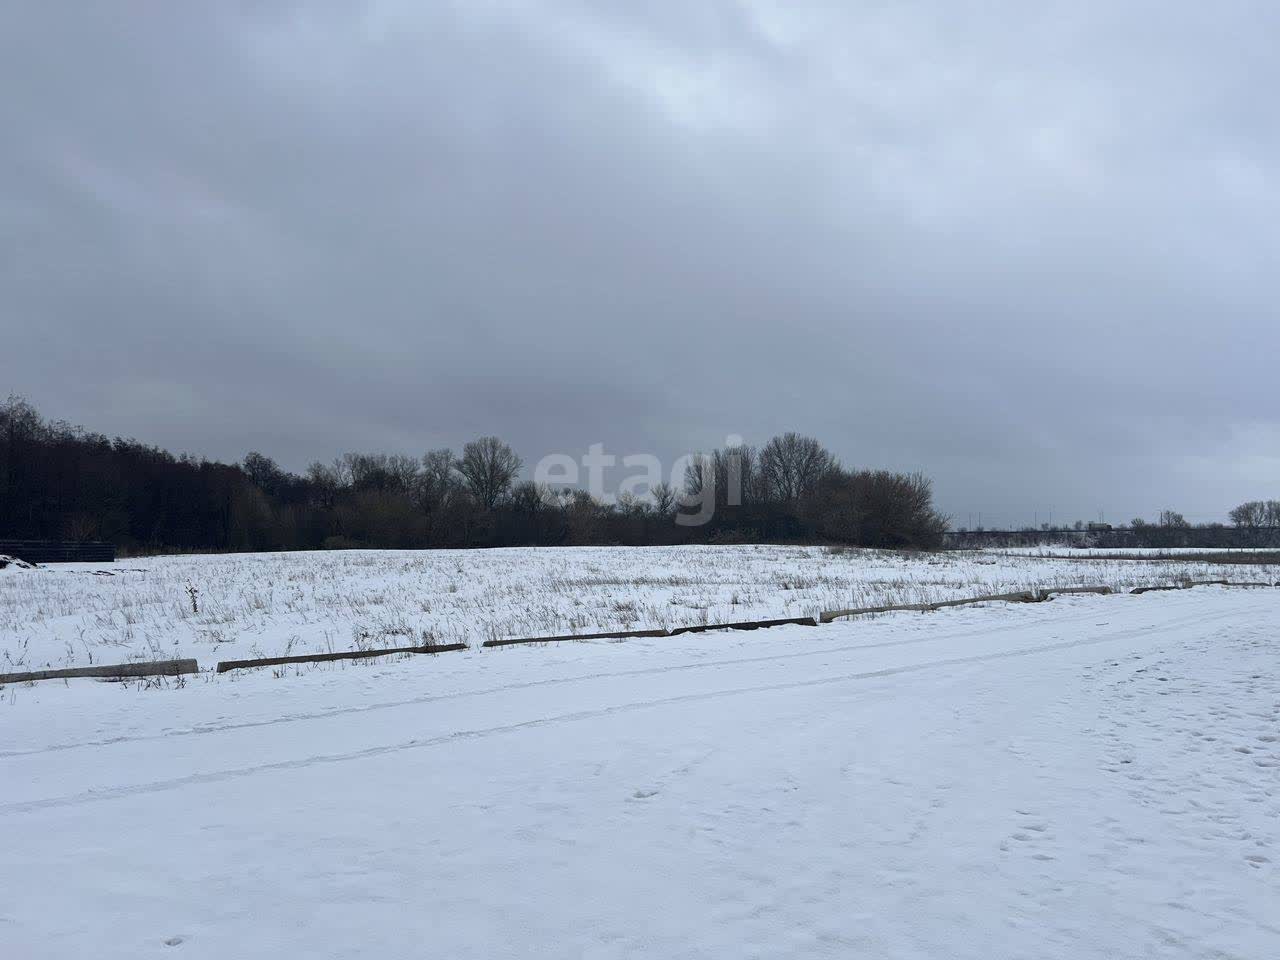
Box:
left=3, top=589, right=1278, bottom=958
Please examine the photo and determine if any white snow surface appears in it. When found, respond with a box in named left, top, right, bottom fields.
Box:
left=2, top=585, right=1278, bottom=958
left=2, top=545, right=1277, bottom=673
left=994, top=546, right=1280, bottom=557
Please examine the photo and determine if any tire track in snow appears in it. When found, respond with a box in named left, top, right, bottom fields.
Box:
left=1, top=600, right=1257, bottom=816
left=3, top=595, right=1151, bottom=758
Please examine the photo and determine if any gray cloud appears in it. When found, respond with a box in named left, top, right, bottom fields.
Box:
left=3, top=1, right=1278, bottom=526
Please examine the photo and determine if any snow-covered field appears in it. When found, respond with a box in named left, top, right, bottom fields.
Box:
left=996, top=546, right=1280, bottom=557
left=2, top=586, right=1277, bottom=958
left=2, top=545, right=1277, bottom=674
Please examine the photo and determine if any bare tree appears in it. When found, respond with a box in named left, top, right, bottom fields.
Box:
left=458, top=436, right=522, bottom=510
left=680, top=446, right=760, bottom=509
left=417, top=448, right=458, bottom=512
left=682, top=453, right=713, bottom=500
left=649, top=482, right=677, bottom=516
left=385, top=454, right=422, bottom=492
left=760, top=433, right=834, bottom=503
left=803, top=467, right=947, bottom=548
left=1231, top=500, right=1266, bottom=530
left=509, top=480, right=545, bottom=514
left=616, top=491, right=647, bottom=516
left=337, top=453, right=420, bottom=494
left=564, top=489, right=604, bottom=543
left=678, top=453, right=717, bottom=526
left=1230, top=499, right=1280, bottom=545
left=242, top=451, right=286, bottom=494
left=305, top=461, right=342, bottom=508
left=717, top=443, right=758, bottom=507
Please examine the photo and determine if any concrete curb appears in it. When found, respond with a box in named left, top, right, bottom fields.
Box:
left=215, top=644, right=467, bottom=674
left=483, top=628, right=671, bottom=649
left=1038, top=585, right=1114, bottom=598
left=820, top=591, right=1040, bottom=624
left=668, top=617, right=819, bottom=636
left=0, top=659, right=199, bottom=685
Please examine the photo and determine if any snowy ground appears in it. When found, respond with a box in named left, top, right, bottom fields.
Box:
left=2, top=545, right=1277, bottom=674
left=995, top=546, right=1280, bottom=557
left=2, top=587, right=1277, bottom=958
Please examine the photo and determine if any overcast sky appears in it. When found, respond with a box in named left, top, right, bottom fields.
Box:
left=3, top=2, right=1277, bottom=526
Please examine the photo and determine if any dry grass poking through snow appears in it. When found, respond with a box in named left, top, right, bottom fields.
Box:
left=1, top=545, right=1275, bottom=675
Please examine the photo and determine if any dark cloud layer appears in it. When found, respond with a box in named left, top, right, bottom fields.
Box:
left=3, top=2, right=1278, bottom=526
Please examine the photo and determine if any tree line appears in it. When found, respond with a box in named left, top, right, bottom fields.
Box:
left=963, top=506, right=1280, bottom=549
left=1123, top=504, right=1280, bottom=549
left=1, top=396, right=949, bottom=554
